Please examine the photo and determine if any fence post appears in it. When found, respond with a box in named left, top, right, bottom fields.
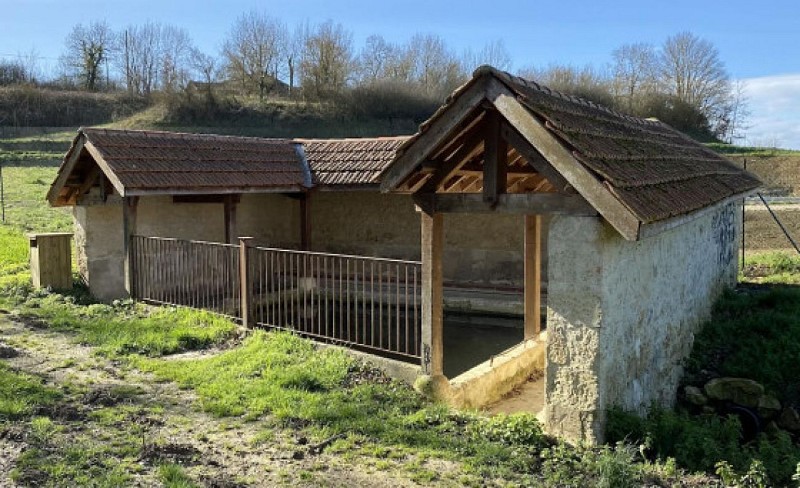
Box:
left=239, top=237, right=254, bottom=327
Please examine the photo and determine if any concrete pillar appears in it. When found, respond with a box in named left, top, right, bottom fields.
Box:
left=544, top=214, right=606, bottom=444
left=73, top=203, right=127, bottom=301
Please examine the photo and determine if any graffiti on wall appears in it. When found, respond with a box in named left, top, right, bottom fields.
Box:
left=712, top=204, right=736, bottom=267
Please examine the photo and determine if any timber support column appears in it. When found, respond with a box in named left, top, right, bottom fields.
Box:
left=420, top=210, right=445, bottom=381
left=122, top=196, right=139, bottom=297
left=524, top=214, right=542, bottom=339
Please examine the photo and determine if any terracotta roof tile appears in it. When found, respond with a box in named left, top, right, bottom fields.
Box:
left=299, top=136, right=410, bottom=186
left=487, top=68, right=760, bottom=223
left=81, top=128, right=307, bottom=192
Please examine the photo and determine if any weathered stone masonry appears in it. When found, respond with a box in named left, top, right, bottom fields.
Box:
left=545, top=202, right=740, bottom=443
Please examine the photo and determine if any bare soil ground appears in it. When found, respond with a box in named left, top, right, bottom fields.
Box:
left=0, top=314, right=459, bottom=487
left=744, top=204, right=800, bottom=252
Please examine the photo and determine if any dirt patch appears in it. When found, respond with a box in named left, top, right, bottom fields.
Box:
left=0, top=315, right=434, bottom=487
left=744, top=205, right=800, bottom=251
left=0, top=343, right=19, bottom=358
left=142, top=442, right=203, bottom=465
left=735, top=155, right=800, bottom=197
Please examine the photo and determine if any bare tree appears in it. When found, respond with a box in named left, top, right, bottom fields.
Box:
left=61, top=21, right=114, bottom=91
left=356, top=34, right=396, bottom=83
left=404, top=34, right=465, bottom=98
left=222, top=11, right=288, bottom=98
left=659, top=32, right=730, bottom=117
left=611, top=42, right=658, bottom=111
left=463, top=39, right=512, bottom=72
left=284, top=24, right=306, bottom=95
left=159, top=26, right=194, bottom=93
left=300, top=20, right=354, bottom=100
left=718, top=79, right=751, bottom=143
left=518, top=63, right=614, bottom=106
left=120, top=23, right=160, bottom=95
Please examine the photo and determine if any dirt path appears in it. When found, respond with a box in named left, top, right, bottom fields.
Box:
left=0, top=314, right=441, bottom=487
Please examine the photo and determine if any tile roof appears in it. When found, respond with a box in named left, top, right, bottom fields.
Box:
left=386, top=66, right=760, bottom=232
left=484, top=67, right=761, bottom=224
left=63, top=128, right=308, bottom=196
left=298, top=136, right=410, bottom=186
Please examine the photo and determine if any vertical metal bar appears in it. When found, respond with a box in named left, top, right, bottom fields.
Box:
left=378, top=262, right=383, bottom=349
left=346, top=259, right=351, bottom=342
left=339, top=257, right=344, bottom=341
left=404, top=265, right=409, bottom=355
left=396, top=263, right=400, bottom=354
left=370, top=261, right=375, bottom=347
left=414, top=265, right=421, bottom=355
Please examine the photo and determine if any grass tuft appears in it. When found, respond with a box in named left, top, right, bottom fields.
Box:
left=0, top=362, right=61, bottom=420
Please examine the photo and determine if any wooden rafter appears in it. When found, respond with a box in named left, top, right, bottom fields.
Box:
left=482, top=111, right=507, bottom=205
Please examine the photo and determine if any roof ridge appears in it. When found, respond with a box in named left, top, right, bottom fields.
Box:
left=295, top=136, right=412, bottom=143
left=80, top=127, right=295, bottom=144
left=473, top=65, right=666, bottom=128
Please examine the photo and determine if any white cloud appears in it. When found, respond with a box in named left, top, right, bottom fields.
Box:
left=740, top=74, right=800, bottom=150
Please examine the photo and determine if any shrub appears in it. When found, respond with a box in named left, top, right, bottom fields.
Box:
left=607, top=406, right=800, bottom=486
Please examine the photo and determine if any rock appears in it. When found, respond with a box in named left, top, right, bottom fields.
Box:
left=778, top=407, right=800, bottom=432
left=757, top=395, right=782, bottom=419
left=764, top=421, right=781, bottom=437
left=704, top=377, right=764, bottom=407
left=702, top=406, right=716, bottom=415
left=684, top=386, right=707, bottom=406
left=0, top=344, right=18, bottom=359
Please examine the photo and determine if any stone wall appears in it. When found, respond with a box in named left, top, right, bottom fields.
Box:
left=73, top=201, right=126, bottom=301
left=310, top=191, right=536, bottom=287
left=544, top=202, right=740, bottom=443
left=74, top=191, right=536, bottom=300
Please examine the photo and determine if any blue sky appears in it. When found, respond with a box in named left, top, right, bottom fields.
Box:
left=3, top=0, right=800, bottom=147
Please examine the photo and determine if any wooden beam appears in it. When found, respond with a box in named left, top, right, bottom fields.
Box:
left=524, top=215, right=542, bottom=339
left=420, top=211, right=444, bottom=376
left=380, top=76, right=489, bottom=192
left=83, top=141, right=127, bottom=197
left=429, top=110, right=486, bottom=161
left=224, top=195, right=239, bottom=245
left=47, top=136, right=86, bottom=206
left=483, top=111, right=507, bottom=205
left=70, top=165, right=102, bottom=202
left=500, top=122, right=573, bottom=193
left=420, top=134, right=484, bottom=193
left=300, top=193, right=312, bottom=251
left=415, top=192, right=596, bottom=215
left=122, top=196, right=139, bottom=297
left=488, top=78, right=641, bottom=240
left=173, top=195, right=228, bottom=204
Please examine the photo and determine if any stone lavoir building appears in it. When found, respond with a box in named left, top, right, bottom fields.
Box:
left=47, top=66, right=760, bottom=442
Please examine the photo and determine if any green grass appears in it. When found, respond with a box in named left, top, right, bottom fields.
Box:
left=158, top=463, right=198, bottom=488
left=685, top=287, right=800, bottom=403
left=707, top=142, right=800, bottom=157
left=14, top=292, right=238, bottom=357
left=608, top=266, right=800, bottom=486
left=134, top=330, right=678, bottom=485
left=743, top=251, right=800, bottom=284
left=0, top=362, right=61, bottom=420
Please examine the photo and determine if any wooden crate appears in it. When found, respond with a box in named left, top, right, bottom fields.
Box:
left=29, top=232, right=73, bottom=290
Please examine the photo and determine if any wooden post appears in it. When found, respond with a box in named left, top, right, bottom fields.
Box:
left=300, top=193, right=311, bottom=251
left=239, top=237, right=254, bottom=327
left=524, top=214, right=542, bottom=339
left=420, top=211, right=444, bottom=376
left=122, top=196, right=139, bottom=297
left=483, top=111, right=507, bottom=205
left=224, top=195, right=239, bottom=245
